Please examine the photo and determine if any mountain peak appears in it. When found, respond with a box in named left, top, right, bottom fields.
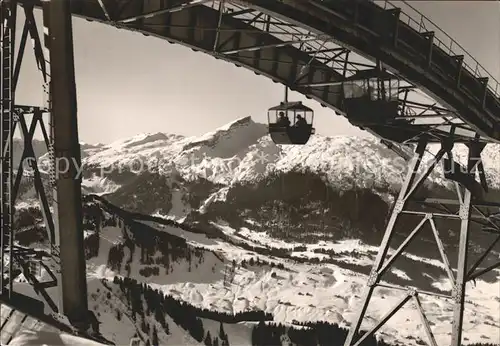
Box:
left=181, top=116, right=268, bottom=158
left=106, top=132, right=184, bottom=150
left=217, top=115, right=254, bottom=131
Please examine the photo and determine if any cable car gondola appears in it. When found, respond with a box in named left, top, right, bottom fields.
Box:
left=267, top=87, right=315, bottom=145
left=341, top=68, right=400, bottom=126
left=340, top=68, right=416, bottom=143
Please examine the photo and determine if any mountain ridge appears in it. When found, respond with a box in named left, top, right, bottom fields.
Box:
left=9, top=116, right=500, bottom=346
left=12, top=193, right=499, bottom=346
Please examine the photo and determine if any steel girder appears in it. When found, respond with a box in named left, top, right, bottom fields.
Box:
left=0, top=0, right=94, bottom=337
left=43, top=0, right=90, bottom=329
left=2, top=0, right=498, bottom=344
left=232, top=0, right=500, bottom=141
left=26, top=0, right=496, bottom=146
left=342, top=136, right=500, bottom=346
left=0, top=0, right=64, bottom=331
left=0, top=0, right=15, bottom=301
left=74, top=2, right=498, bottom=344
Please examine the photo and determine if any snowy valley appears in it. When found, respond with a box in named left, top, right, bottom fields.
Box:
left=8, top=116, right=500, bottom=346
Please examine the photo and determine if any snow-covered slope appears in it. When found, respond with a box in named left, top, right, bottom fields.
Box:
left=79, top=204, right=500, bottom=346
left=10, top=331, right=107, bottom=346
left=10, top=117, right=500, bottom=346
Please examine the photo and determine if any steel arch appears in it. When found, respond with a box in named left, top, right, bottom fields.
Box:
left=2, top=0, right=499, bottom=345
left=32, top=0, right=500, bottom=144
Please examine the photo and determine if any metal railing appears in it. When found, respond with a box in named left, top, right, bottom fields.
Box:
left=318, top=0, right=500, bottom=98
left=372, top=0, right=500, bottom=98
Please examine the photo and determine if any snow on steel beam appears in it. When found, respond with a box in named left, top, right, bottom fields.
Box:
left=13, top=105, right=48, bottom=113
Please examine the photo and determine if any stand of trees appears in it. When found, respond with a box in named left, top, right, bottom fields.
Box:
left=251, top=320, right=498, bottom=346
left=112, top=276, right=272, bottom=345
left=85, top=197, right=499, bottom=346
left=250, top=320, right=391, bottom=346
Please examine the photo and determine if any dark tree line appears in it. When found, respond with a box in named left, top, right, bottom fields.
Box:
left=139, top=266, right=160, bottom=277
left=84, top=197, right=499, bottom=346
left=241, top=257, right=285, bottom=270
left=251, top=320, right=499, bottom=346
left=161, top=294, right=272, bottom=324
left=84, top=195, right=316, bottom=274
left=112, top=276, right=273, bottom=345
left=94, top=206, right=208, bottom=276
left=82, top=204, right=209, bottom=279
left=251, top=320, right=391, bottom=346
left=108, top=244, right=126, bottom=272
left=86, top=193, right=211, bottom=236
left=113, top=276, right=499, bottom=346
left=85, top=231, right=100, bottom=259
left=82, top=202, right=104, bottom=230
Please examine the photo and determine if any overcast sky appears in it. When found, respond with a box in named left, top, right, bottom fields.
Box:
left=15, top=1, right=500, bottom=144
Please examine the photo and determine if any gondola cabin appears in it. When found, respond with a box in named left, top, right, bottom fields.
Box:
left=268, top=101, right=315, bottom=145
left=341, top=69, right=400, bottom=127
left=341, top=69, right=414, bottom=143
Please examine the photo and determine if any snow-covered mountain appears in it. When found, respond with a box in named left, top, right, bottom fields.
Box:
left=44, top=116, right=500, bottom=194
left=19, top=115, right=500, bottom=215
left=11, top=195, right=499, bottom=346
left=10, top=116, right=500, bottom=346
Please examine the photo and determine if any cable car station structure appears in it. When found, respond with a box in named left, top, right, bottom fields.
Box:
left=1, top=0, right=499, bottom=345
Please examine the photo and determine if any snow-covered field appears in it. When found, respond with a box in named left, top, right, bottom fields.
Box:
left=10, top=330, right=106, bottom=346
left=80, top=218, right=500, bottom=346
left=8, top=116, right=500, bottom=346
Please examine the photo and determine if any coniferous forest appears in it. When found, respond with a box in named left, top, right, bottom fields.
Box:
left=73, top=197, right=499, bottom=346
left=111, top=276, right=498, bottom=346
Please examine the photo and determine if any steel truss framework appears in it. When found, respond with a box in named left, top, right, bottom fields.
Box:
left=0, top=0, right=100, bottom=340
left=79, top=0, right=500, bottom=146
left=342, top=136, right=500, bottom=346
left=0, top=0, right=498, bottom=345
left=0, top=1, right=56, bottom=308
left=91, top=2, right=499, bottom=344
